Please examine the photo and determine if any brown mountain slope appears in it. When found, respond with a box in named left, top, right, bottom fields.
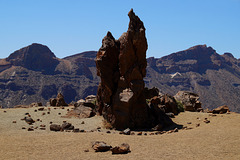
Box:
left=0, top=44, right=240, bottom=113
left=145, top=45, right=240, bottom=112
left=0, top=44, right=98, bottom=108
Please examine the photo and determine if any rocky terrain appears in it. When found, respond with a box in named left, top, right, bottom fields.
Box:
left=0, top=44, right=98, bottom=108
left=145, top=45, right=240, bottom=112
left=1, top=106, right=240, bottom=159
left=1, top=43, right=240, bottom=112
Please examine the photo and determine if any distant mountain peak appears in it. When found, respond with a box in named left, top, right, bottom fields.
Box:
left=6, top=43, right=58, bottom=73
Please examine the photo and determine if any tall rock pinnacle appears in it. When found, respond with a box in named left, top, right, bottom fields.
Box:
left=96, top=9, right=149, bottom=129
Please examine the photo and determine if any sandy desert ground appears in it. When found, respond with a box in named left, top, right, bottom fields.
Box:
left=0, top=106, right=240, bottom=160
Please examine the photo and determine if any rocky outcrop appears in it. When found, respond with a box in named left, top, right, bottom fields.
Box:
left=174, top=91, right=202, bottom=112
left=49, top=93, right=68, bottom=106
left=150, top=94, right=179, bottom=115
left=96, top=9, right=150, bottom=130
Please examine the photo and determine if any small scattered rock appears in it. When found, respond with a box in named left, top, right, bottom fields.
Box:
left=204, top=119, right=210, bottom=124
left=106, top=131, right=111, bottom=134
left=97, top=127, right=101, bottom=129
left=209, top=114, right=217, bottom=117
left=111, top=143, right=131, bottom=154
left=196, top=123, right=200, bottom=127
left=84, top=149, right=89, bottom=152
left=80, top=129, right=85, bottom=132
left=47, top=112, right=50, bottom=114
left=12, top=120, right=17, bottom=123
left=92, top=141, right=112, bottom=152
left=137, top=132, right=143, bottom=135
left=24, top=117, right=35, bottom=125
left=49, top=121, right=53, bottom=124
left=149, top=133, right=155, bottom=135
left=40, top=128, right=46, bottom=130
left=42, top=112, right=46, bottom=115
left=34, top=110, right=37, bottom=112
left=81, top=121, right=85, bottom=124
left=73, top=128, right=80, bottom=133
left=28, top=128, right=34, bottom=131
left=25, top=113, right=29, bottom=115
left=122, top=128, right=131, bottom=135
left=144, top=133, right=147, bottom=135
left=173, top=128, right=178, bottom=132
left=22, top=127, right=26, bottom=129
left=38, top=107, right=45, bottom=111
left=40, top=124, right=46, bottom=127
left=3, top=110, right=7, bottom=113
left=187, top=122, right=192, bottom=124
left=130, top=132, right=135, bottom=135
left=58, top=113, right=61, bottom=115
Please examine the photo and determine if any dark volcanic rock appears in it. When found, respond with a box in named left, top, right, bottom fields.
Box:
left=96, top=9, right=149, bottom=130
left=50, top=124, right=62, bottom=131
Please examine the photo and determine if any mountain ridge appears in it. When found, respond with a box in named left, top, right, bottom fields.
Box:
left=0, top=43, right=240, bottom=112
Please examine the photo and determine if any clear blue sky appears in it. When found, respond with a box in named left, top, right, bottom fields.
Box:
left=0, top=0, right=239, bottom=59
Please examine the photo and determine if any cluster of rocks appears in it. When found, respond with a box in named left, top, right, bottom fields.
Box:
left=50, top=122, right=75, bottom=132
left=64, top=95, right=97, bottom=119
left=92, top=141, right=130, bottom=154
left=49, top=93, right=68, bottom=107
left=174, top=91, right=202, bottom=112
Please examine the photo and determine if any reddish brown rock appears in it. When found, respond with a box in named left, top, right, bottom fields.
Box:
left=50, top=124, right=62, bottom=131
left=111, top=143, right=131, bottom=154
left=49, top=93, right=68, bottom=106
left=96, top=9, right=174, bottom=130
left=96, top=9, right=149, bottom=130
left=212, top=105, right=230, bottom=114
left=92, top=141, right=112, bottom=152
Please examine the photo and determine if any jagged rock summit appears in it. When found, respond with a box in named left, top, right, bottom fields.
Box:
left=96, top=9, right=171, bottom=129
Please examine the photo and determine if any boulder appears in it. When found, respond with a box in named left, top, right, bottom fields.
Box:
left=212, top=105, right=230, bottom=114
left=64, top=104, right=96, bottom=119
left=160, top=94, right=179, bottom=115
left=62, top=122, right=74, bottom=130
left=111, top=143, right=131, bottom=154
left=92, top=141, right=112, bottom=152
left=150, top=94, right=179, bottom=115
left=174, top=91, right=202, bottom=112
left=50, top=124, right=62, bottom=131
left=96, top=9, right=150, bottom=130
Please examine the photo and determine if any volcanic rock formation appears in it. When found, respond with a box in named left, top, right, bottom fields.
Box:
left=96, top=9, right=166, bottom=129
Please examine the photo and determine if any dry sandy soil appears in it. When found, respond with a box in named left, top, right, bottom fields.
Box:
left=0, top=106, right=240, bottom=160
